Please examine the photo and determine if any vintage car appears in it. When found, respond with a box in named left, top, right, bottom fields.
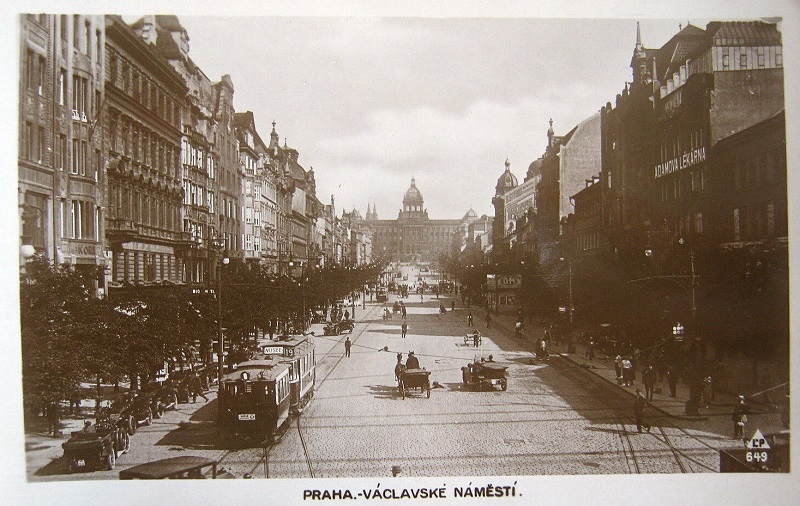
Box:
left=107, top=389, right=162, bottom=435
left=461, top=360, right=508, bottom=391
left=62, top=417, right=130, bottom=472
left=323, top=319, right=355, bottom=336
left=119, top=456, right=234, bottom=479
left=376, top=286, right=388, bottom=302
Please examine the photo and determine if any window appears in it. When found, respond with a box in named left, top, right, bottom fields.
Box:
left=71, top=200, right=95, bottom=239
left=23, top=122, right=33, bottom=160
left=740, top=53, right=748, bottom=68
left=246, top=207, right=253, bottom=224
left=60, top=15, right=68, bottom=42
left=60, top=200, right=69, bottom=238
left=73, top=16, right=79, bottom=48
left=58, top=69, right=67, bottom=105
left=72, top=75, right=87, bottom=114
left=722, top=48, right=730, bottom=69
left=71, top=138, right=87, bottom=175
left=85, top=20, right=91, bottom=56
left=22, top=192, right=47, bottom=250
left=37, top=126, right=46, bottom=163
left=776, top=47, right=782, bottom=67
left=254, top=211, right=261, bottom=226
left=758, top=48, right=765, bottom=68
left=693, top=212, right=703, bottom=234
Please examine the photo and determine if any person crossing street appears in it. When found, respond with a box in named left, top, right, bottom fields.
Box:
left=344, top=336, right=352, bottom=357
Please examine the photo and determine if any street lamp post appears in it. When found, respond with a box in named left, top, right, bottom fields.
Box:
left=560, top=257, right=574, bottom=328
left=216, top=256, right=229, bottom=386
left=289, top=259, right=307, bottom=333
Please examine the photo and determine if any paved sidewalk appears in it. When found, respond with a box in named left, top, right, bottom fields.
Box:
left=451, top=302, right=788, bottom=443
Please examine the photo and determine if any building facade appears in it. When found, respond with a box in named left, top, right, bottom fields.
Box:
left=103, top=15, right=188, bottom=290
left=19, top=14, right=107, bottom=281
left=367, top=178, right=464, bottom=264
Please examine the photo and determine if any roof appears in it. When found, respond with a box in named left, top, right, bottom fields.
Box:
left=495, top=160, right=518, bottom=194
left=653, top=24, right=707, bottom=82
left=223, top=359, right=289, bottom=382
left=119, top=456, right=217, bottom=479
left=706, top=20, right=781, bottom=47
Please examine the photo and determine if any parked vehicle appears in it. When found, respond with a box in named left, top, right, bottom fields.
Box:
left=119, top=456, right=233, bottom=479
left=62, top=417, right=130, bottom=472
left=107, top=390, right=159, bottom=435
left=461, top=360, right=508, bottom=391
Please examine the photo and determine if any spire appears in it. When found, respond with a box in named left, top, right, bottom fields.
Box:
left=504, top=159, right=511, bottom=171
left=635, top=21, right=642, bottom=50
left=269, top=120, right=279, bottom=151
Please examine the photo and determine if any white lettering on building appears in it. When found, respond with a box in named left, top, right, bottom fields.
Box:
left=654, top=147, right=706, bottom=178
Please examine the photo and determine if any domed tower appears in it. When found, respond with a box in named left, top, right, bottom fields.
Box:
left=494, top=159, right=518, bottom=196
left=399, top=177, right=427, bottom=220
left=492, top=159, right=518, bottom=255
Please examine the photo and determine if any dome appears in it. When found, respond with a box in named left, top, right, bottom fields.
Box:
left=495, top=159, right=518, bottom=195
left=403, top=177, right=424, bottom=205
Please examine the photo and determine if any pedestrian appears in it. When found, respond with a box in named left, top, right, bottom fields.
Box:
left=467, top=312, right=473, bottom=327
left=486, top=312, right=491, bottom=329
left=586, top=339, right=596, bottom=360
left=344, top=336, right=351, bottom=357
left=473, top=331, right=480, bottom=348
left=702, top=374, right=713, bottom=407
left=621, top=357, right=633, bottom=386
left=642, top=364, right=656, bottom=401
left=666, top=368, right=678, bottom=397
left=47, top=402, right=60, bottom=437
left=451, top=300, right=455, bottom=312
left=732, top=395, right=748, bottom=439
left=634, top=389, right=651, bottom=433
left=539, top=339, right=548, bottom=360
left=344, top=310, right=350, bottom=321
left=187, top=372, right=208, bottom=403
left=614, top=355, right=623, bottom=384
left=401, top=321, right=408, bottom=339
left=401, top=304, right=407, bottom=319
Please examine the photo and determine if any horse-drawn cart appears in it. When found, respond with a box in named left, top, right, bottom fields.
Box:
left=397, top=368, right=431, bottom=399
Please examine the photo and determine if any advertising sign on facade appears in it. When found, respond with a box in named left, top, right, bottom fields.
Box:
left=486, top=274, right=521, bottom=290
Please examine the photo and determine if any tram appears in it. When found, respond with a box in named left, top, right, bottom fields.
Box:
left=217, top=334, right=316, bottom=445
left=217, top=359, right=291, bottom=444
left=260, top=334, right=316, bottom=414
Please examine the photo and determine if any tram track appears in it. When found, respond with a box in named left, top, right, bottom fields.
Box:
left=547, top=354, right=716, bottom=473
left=217, top=301, right=382, bottom=478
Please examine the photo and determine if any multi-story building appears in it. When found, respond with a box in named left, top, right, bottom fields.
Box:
left=367, top=178, right=464, bottom=264
left=132, top=15, right=220, bottom=284
left=234, top=111, right=268, bottom=264
left=19, top=14, right=106, bottom=282
left=103, top=15, right=188, bottom=290
left=211, top=75, right=241, bottom=260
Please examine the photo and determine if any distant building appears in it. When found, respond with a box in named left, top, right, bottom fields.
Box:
left=367, top=178, right=470, bottom=264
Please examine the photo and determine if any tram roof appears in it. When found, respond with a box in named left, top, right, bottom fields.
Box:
left=223, top=359, right=289, bottom=382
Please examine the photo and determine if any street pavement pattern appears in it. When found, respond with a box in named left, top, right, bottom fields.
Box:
left=223, top=293, right=721, bottom=478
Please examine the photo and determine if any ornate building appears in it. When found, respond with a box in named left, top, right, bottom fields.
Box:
left=19, top=14, right=106, bottom=281
left=367, top=178, right=469, bottom=263
left=103, top=15, right=187, bottom=290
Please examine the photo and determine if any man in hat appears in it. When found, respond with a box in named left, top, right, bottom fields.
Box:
left=732, top=395, right=749, bottom=439
left=406, top=351, right=420, bottom=370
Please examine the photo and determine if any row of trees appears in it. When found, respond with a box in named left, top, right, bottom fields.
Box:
left=20, top=256, right=385, bottom=418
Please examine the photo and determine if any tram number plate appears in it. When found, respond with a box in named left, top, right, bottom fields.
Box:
left=238, top=414, right=256, bottom=421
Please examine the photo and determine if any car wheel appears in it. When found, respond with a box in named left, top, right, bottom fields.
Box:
left=143, top=408, right=153, bottom=426
left=126, top=415, right=136, bottom=435
left=106, top=449, right=116, bottom=470
left=501, top=380, right=508, bottom=391
left=120, top=431, right=130, bottom=454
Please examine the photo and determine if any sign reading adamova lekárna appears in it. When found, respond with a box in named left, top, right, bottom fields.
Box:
left=654, top=146, right=706, bottom=178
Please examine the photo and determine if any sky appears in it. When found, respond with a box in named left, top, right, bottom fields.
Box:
left=162, top=15, right=719, bottom=220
